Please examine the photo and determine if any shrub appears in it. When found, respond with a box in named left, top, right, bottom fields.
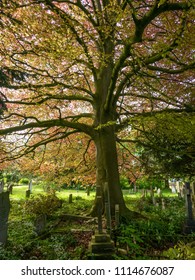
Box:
left=19, top=178, right=30, bottom=185
left=24, top=191, right=62, bottom=216
left=163, top=241, right=195, bottom=260
left=120, top=176, right=130, bottom=189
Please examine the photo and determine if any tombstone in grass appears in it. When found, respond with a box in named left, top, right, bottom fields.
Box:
left=141, top=189, right=146, bottom=198
left=161, top=198, right=166, bottom=210
left=35, top=214, right=47, bottom=235
left=0, top=180, right=4, bottom=193
left=171, top=181, right=179, bottom=193
left=157, top=188, right=162, bottom=198
left=28, top=179, right=33, bottom=193
left=150, top=187, right=156, bottom=205
left=0, top=191, right=10, bottom=246
left=180, top=184, right=185, bottom=198
left=184, top=182, right=195, bottom=233
left=26, top=189, right=31, bottom=198
left=86, top=185, right=90, bottom=196
left=69, top=193, right=73, bottom=204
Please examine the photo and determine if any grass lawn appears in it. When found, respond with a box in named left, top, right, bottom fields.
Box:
left=10, top=184, right=96, bottom=201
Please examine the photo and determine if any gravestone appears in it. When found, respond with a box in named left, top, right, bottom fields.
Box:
left=28, top=179, right=33, bottom=193
left=0, top=180, right=4, bottom=193
left=184, top=182, right=195, bottom=233
left=26, top=189, right=31, bottom=198
left=141, top=189, right=146, bottom=198
left=86, top=185, right=90, bottom=196
left=161, top=198, right=166, bottom=210
left=0, top=191, right=10, bottom=246
left=35, top=214, right=47, bottom=235
left=171, top=185, right=177, bottom=193
left=180, top=185, right=185, bottom=198
left=157, top=188, right=162, bottom=197
left=150, top=187, right=156, bottom=205
left=69, top=194, right=73, bottom=203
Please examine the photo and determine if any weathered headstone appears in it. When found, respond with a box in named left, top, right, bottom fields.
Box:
left=150, top=187, right=156, bottom=205
left=157, top=188, right=162, bottom=197
left=171, top=185, right=176, bottom=194
left=161, top=198, right=166, bottom=210
left=0, top=191, right=10, bottom=246
left=69, top=193, right=73, bottom=203
left=28, top=179, right=33, bottom=193
left=86, top=185, right=90, bottom=196
left=180, top=185, right=185, bottom=198
left=0, top=180, right=4, bottom=193
left=141, top=189, right=146, bottom=198
left=35, top=214, right=47, bottom=235
left=96, top=185, right=103, bottom=234
left=26, top=189, right=31, bottom=198
left=184, top=182, right=195, bottom=233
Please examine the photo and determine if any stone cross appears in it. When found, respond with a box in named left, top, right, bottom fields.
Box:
left=96, top=185, right=103, bottom=234
left=115, top=204, right=120, bottom=229
left=104, top=182, right=111, bottom=234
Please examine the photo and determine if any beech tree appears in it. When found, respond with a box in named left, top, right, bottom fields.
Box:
left=0, top=0, right=194, bottom=216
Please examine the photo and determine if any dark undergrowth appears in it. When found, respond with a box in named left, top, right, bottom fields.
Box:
left=0, top=192, right=195, bottom=260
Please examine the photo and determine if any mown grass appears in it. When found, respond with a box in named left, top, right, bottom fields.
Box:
left=10, top=184, right=96, bottom=201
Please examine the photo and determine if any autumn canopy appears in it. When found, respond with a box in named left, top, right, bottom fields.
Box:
left=0, top=0, right=194, bottom=216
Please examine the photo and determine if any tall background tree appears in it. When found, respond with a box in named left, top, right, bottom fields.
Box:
left=0, top=0, right=194, bottom=216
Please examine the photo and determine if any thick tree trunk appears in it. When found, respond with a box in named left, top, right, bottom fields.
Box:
left=90, top=125, right=132, bottom=217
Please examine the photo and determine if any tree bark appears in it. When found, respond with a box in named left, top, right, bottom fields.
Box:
left=90, top=124, right=133, bottom=217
